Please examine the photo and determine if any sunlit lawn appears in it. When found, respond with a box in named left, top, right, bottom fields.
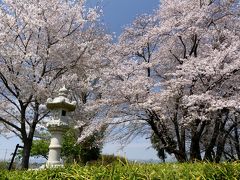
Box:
left=1, top=161, right=240, bottom=179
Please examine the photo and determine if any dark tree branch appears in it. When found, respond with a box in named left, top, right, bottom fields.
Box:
left=0, top=116, right=21, bottom=132
left=178, top=36, right=187, bottom=59
left=169, top=50, right=183, bottom=64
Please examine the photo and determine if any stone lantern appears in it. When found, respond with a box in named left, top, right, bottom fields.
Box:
left=45, top=86, right=76, bottom=167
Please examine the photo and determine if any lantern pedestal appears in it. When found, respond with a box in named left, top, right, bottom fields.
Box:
left=46, top=125, right=68, bottom=167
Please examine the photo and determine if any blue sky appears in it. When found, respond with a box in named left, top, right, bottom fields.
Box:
left=0, top=0, right=160, bottom=161
left=87, top=0, right=159, bottom=35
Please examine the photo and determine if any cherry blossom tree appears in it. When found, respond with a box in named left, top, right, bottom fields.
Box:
left=98, top=0, right=240, bottom=162
left=94, top=14, right=163, bottom=144
left=155, top=0, right=240, bottom=162
left=0, top=0, right=109, bottom=169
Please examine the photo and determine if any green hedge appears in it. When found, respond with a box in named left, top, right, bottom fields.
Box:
left=1, top=162, right=240, bottom=179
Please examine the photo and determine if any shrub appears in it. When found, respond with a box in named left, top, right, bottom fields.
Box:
left=0, top=161, right=17, bottom=170
left=0, top=161, right=9, bottom=170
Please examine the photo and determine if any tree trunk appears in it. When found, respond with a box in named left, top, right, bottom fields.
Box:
left=190, top=135, right=202, bottom=161
left=21, top=138, right=33, bottom=169
left=173, top=128, right=187, bottom=162
left=172, top=99, right=187, bottom=162
left=234, top=126, right=240, bottom=160
left=215, top=137, right=225, bottom=163
left=215, top=124, right=236, bottom=163
left=204, top=119, right=220, bottom=161
left=190, top=121, right=206, bottom=161
left=179, top=128, right=187, bottom=161
left=174, top=152, right=187, bottom=162
left=21, top=118, right=36, bottom=169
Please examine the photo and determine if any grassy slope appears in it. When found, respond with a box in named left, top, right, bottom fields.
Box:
left=1, top=162, right=240, bottom=179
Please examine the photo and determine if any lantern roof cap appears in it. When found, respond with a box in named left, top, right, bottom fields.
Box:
left=58, top=85, right=68, bottom=97
left=46, top=86, right=76, bottom=111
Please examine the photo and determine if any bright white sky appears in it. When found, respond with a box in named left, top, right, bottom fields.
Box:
left=0, top=0, right=160, bottom=162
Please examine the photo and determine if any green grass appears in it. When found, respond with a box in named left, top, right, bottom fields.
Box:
left=1, top=161, right=240, bottom=180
